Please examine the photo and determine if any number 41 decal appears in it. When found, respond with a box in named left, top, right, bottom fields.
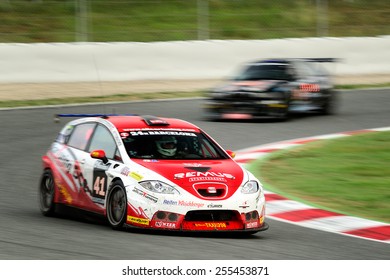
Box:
left=92, top=170, right=107, bottom=199
left=94, top=176, right=106, bottom=196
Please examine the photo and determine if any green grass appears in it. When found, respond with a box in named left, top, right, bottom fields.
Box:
left=249, top=131, right=390, bottom=223
left=0, top=0, right=389, bottom=43
left=0, top=90, right=205, bottom=108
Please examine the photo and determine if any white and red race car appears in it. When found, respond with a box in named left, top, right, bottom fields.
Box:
left=39, top=114, right=268, bottom=234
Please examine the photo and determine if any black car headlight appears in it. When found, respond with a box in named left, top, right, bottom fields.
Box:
left=210, top=91, right=225, bottom=98
left=139, top=180, right=180, bottom=195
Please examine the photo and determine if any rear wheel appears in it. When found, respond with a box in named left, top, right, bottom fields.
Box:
left=39, top=169, right=57, bottom=216
left=106, top=181, right=127, bottom=229
left=320, top=91, right=338, bottom=115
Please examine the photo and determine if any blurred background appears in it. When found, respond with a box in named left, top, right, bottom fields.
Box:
left=1, top=0, right=389, bottom=43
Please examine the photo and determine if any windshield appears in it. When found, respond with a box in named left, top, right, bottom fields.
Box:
left=235, top=63, right=291, bottom=81
left=122, top=130, right=229, bottom=160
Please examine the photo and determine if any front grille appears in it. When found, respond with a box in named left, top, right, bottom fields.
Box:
left=197, top=188, right=225, bottom=197
left=193, top=182, right=227, bottom=199
left=184, top=210, right=238, bottom=222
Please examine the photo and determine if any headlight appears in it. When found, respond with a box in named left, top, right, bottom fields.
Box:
left=211, top=91, right=227, bottom=98
left=241, top=180, right=260, bottom=194
left=139, top=180, right=180, bottom=195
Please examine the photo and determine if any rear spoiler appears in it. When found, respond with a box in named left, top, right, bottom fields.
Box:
left=53, top=114, right=169, bottom=127
left=301, top=58, right=340, bottom=63
left=55, top=113, right=137, bottom=118
left=54, top=113, right=137, bottom=122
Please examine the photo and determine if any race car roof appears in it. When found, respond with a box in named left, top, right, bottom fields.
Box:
left=105, top=115, right=201, bottom=132
left=255, top=58, right=337, bottom=64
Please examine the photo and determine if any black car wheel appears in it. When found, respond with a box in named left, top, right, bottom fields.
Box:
left=277, top=94, right=291, bottom=121
left=39, top=169, right=57, bottom=216
left=277, top=105, right=290, bottom=121
left=320, top=91, right=338, bottom=115
left=106, top=181, right=127, bottom=229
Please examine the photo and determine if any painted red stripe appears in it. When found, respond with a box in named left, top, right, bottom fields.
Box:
left=289, top=139, right=318, bottom=145
left=344, top=129, right=371, bottom=135
left=343, top=225, right=390, bottom=241
left=270, top=208, right=343, bottom=222
left=249, top=148, right=280, bottom=153
left=265, top=193, right=288, bottom=201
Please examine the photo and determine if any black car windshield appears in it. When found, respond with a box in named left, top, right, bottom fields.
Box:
left=122, top=130, right=229, bottom=160
left=235, top=63, right=291, bottom=81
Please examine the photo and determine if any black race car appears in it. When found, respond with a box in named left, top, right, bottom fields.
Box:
left=204, top=58, right=338, bottom=121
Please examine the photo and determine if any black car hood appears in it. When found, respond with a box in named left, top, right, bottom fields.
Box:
left=217, top=80, right=288, bottom=92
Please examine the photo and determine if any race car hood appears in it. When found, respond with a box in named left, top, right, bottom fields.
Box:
left=133, top=159, right=245, bottom=200
left=217, top=80, right=286, bottom=92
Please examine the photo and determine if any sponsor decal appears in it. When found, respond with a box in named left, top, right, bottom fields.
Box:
left=129, top=131, right=197, bottom=137
left=127, top=215, right=149, bottom=225
left=194, top=222, right=227, bottom=228
left=121, top=167, right=143, bottom=181
left=123, top=128, right=197, bottom=132
left=56, top=179, right=72, bottom=204
left=132, top=187, right=158, bottom=203
left=154, top=221, right=178, bottom=229
left=174, top=172, right=235, bottom=180
left=143, top=159, right=158, bottom=162
left=120, top=132, right=129, bottom=138
left=189, top=176, right=227, bottom=182
left=57, top=152, right=73, bottom=174
left=121, top=167, right=131, bottom=176
left=246, top=221, right=259, bottom=229
left=129, top=172, right=143, bottom=181
left=163, top=199, right=204, bottom=208
left=207, top=203, right=223, bottom=208
left=239, top=201, right=250, bottom=209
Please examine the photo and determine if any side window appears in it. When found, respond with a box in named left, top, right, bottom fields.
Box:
left=198, top=135, right=225, bottom=159
left=293, top=61, right=313, bottom=78
left=67, top=123, right=96, bottom=150
left=88, top=124, right=118, bottom=160
left=305, top=61, right=328, bottom=76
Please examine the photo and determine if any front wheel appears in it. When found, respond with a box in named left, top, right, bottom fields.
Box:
left=106, top=181, right=127, bottom=229
left=39, top=169, right=57, bottom=216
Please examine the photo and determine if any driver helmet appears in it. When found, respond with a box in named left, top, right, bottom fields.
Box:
left=156, top=136, right=177, bottom=157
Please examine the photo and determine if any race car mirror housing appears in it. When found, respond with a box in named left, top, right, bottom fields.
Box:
left=90, top=150, right=108, bottom=164
left=226, top=150, right=236, bottom=158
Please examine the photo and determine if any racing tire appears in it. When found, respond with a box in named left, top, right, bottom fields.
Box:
left=106, top=181, right=127, bottom=230
left=277, top=107, right=290, bottom=121
left=39, top=169, right=57, bottom=216
left=320, top=91, right=338, bottom=115
left=277, top=95, right=290, bottom=121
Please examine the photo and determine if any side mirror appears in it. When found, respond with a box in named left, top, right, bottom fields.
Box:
left=226, top=150, right=236, bottom=159
left=90, top=150, right=108, bottom=164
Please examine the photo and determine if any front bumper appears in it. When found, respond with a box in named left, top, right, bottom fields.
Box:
left=126, top=206, right=268, bottom=233
left=204, top=99, right=288, bottom=119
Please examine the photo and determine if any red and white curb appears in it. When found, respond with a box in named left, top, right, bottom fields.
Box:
left=235, top=127, right=390, bottom=243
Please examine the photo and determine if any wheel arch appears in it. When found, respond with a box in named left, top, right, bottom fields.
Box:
left=104, top=177, right=125, bottom=216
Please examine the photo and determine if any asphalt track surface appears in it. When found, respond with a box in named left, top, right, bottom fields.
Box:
left=0, top=88, right=389, bottom=260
